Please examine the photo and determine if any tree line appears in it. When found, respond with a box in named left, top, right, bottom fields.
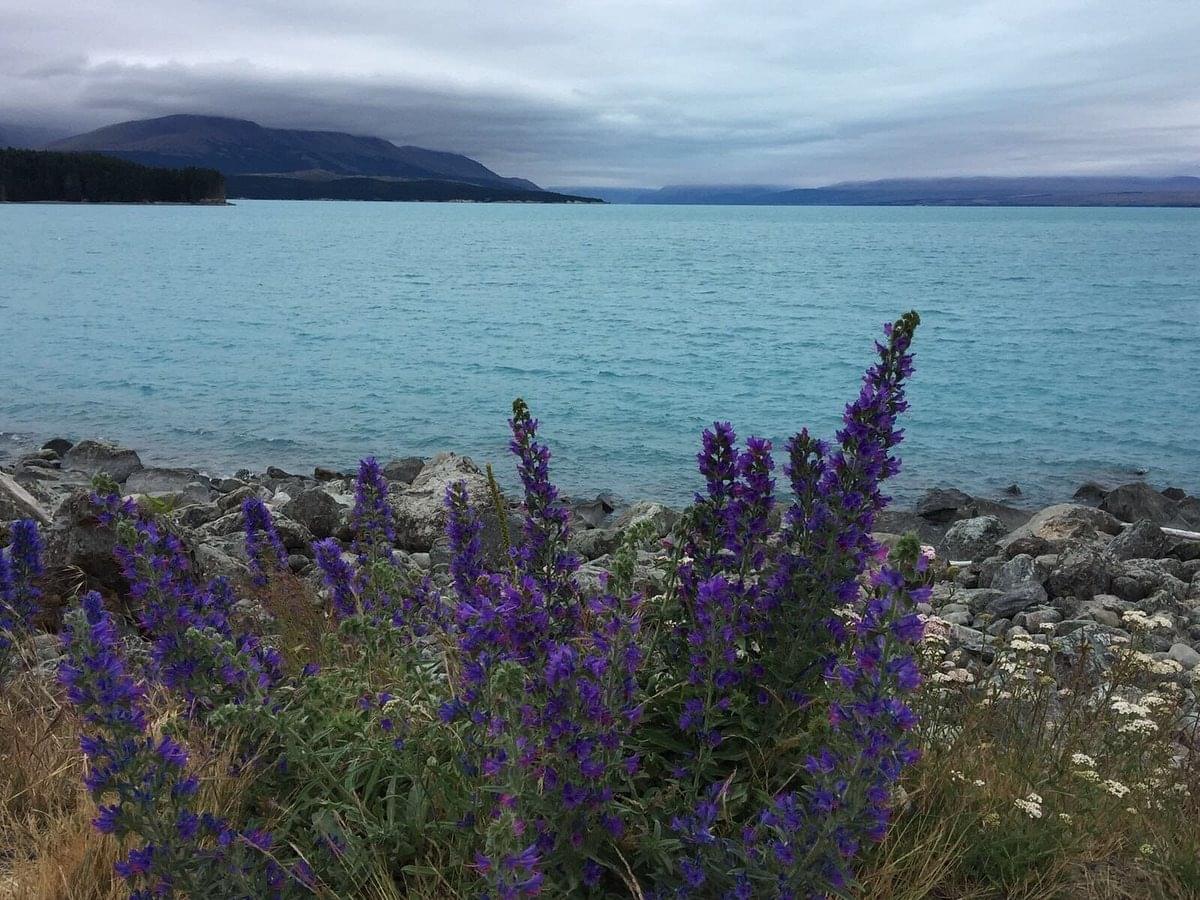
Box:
left=0, top=149, right=225, bottom=203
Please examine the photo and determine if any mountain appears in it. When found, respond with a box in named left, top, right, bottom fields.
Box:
left=553, top=176, right=1200, bottom=207
left=771, top=176, right=1200, bottom=206
left=0, top=121, right=69, bottom=150
left=227, top=174, right=599, bottom=203
left=49, top=114, right=544, bottom=192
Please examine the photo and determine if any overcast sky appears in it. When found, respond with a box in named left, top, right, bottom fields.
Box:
left=2, top=0, right=1198, bottom=186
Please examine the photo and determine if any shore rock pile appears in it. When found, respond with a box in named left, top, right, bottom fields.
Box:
left=3, top=437, right=1199, bottom=677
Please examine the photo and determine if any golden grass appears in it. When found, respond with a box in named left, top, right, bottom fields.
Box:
left=0, top=665, right=122, bottom=900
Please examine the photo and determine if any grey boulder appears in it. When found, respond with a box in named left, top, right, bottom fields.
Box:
left=282, top=487, right=343, bottom=540
left=63, top=440, right=144, bottom=483
left=942, top=515, right=1006, bottom=561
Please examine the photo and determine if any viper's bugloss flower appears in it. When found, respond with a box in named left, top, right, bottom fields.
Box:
left=242, top=496, right=288, bottom=586
left=1, top=519, right=44, bottom=647
left=90, top=491, right=281, bottom=713
left=41, top=315, right=923, bottom=900
left=313, top=537, right=357, bottom=619
left=446, top=480, right=485, bottom=599
left=509, top=398, right=579, bottom=605
left=61, top=591, right=292, bottom=896
left=351, top=457, right=396, bottom=564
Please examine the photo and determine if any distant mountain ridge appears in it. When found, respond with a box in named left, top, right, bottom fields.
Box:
left=49, top=114, right=542, bottom=191
left=554, top=176, right=1200, bottom=207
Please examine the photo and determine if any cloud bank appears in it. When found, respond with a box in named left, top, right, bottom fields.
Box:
left=1, top=0, right=1198, bottom=185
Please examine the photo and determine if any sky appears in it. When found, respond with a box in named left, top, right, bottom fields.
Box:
left=1, top=0, right=1198, bottom=186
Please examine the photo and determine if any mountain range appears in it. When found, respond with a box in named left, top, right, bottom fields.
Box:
left=551, top=177, right=1200, bottom=206
left=32, top=114, right=599, bottom=203
left=5, top=113, right=1199, bottom=205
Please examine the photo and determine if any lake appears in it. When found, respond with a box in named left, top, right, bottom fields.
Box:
left=2, top=201, right=1197, bottom=506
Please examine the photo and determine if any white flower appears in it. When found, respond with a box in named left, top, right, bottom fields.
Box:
left=1139, top=843, right=1155, bottom=857
left=1118, top=718, right=1158, bottom=735
left=1149, top=658, right=1183, bottom=676
left=1071, top=753, right=1096, bottom=768
left=973, top=779, right=986, bottom=788
left=1058, top=812, right=1073, bottom=824
left=1014, top=792, right=1043, bottom=819
left=1103, top=780, right=1130, bottom=798
left=931, top=668, right=975, bottom=684
left=1111, top=700, right=1151, bottom=717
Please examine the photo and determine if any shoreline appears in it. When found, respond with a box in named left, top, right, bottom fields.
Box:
left=3, top=433, right=1199, bottom=685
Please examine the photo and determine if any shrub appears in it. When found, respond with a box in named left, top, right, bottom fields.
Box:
left=4, top=313, right=935, bottom=898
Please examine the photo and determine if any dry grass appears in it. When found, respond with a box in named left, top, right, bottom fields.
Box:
left=0, top=663, right=122, bottom=900
left=251, top=572, right=338, bottom=672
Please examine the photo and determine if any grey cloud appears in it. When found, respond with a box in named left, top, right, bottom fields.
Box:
left=0, top=0, right=1197, bottom=185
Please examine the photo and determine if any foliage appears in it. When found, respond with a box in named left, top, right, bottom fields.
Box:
left=0, top=148, right=224, bottom=203
left=4, top=314, right=949, bottom=897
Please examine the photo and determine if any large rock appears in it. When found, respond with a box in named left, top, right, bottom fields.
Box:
left=1100, top=483, right=1187, bottom=528
left=1075, top=594, right=1130, bottom=628
left=570, top=494, right=618, bottom=530
left=1169, top=643, right=1200, bottom=670
left=942, top=516, right=1006, bottom=561
left=990, top=554, right=1040, bottom=592
left=391, top=453, right=499, bottom=554
left=1046, top=542, right=1117, bottom=601
left=273, top=517, right=315, bottom=553
left=382, top=457, right=425, bottom=485
left=42, top=490, right=125, bottom=591
left=612, top=501, right=678, bottom=539
left=997, top=503, right=1121, bottom=557
left=915, top=488, right=974, bottom=524
left=986, top=582, right=1049, bottom=619
left=281, top=487, right=343, bottom=540
left=1072, top=481, right=1110, bottom=506
left=125, top=467, right=208, bottom=497
left=41, top=437, right=74, bottom=457
left=1106, top=519, right=1168, bottom=562
left=1111, top=559, right=1187, bottom=603
left=569, top=527, right=621, bottom=561
left=63, top=440, right=144, bottom=483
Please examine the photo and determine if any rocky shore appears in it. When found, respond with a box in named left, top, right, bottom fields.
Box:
left=3, top=436, right=1200, bottom=677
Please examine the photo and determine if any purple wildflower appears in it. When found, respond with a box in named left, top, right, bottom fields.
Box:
left=350, top=457, right=396, bottom=564
left=242, top=496, right=288, bottom=587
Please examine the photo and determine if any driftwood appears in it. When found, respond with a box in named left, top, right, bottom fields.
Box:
left=0, top=471, right=52, bottom=525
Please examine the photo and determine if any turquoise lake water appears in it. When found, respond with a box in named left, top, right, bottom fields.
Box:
left=1, top=201, right=1197, bottom=506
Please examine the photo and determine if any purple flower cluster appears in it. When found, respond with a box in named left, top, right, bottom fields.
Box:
left=59, top=592, right=301, bottom=897
left=742, top=550, right=928, bottom=895
left=1, top=518, right=44, bottom=658
left=509, top=399, right=580, bottom=604
left=242, top=496, right=288, bottom=586
left=350, top=457, right=396, bottom=565
left=672, top=424, right=776, bottom=753
left=313, top=537, right=358, bottom=620
left=34, top=313, right=926, bottom=898
left=95, top=492, right=281, bottom=713
left=443, top=404, right=646, bottom=895
left=762, top=312, right=920, bottom=698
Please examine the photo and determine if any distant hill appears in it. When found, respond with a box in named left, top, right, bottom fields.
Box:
left=0, top=149, right=224, bottom=203
left=49, top=114, right=547, bottom=193
left=554, top=176, right=1200, bottom=207
left=228, top=174, right=600, bottom=203
left=0, top=121, right=68, bottom=150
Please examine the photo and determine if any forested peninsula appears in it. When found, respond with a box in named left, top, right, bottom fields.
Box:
left=0, top=149, right=225, bottom=203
